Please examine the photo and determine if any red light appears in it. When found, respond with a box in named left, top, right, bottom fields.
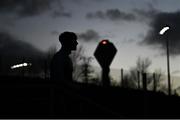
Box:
left=102, top=41, right=107, bottom=44
left=101, top=40, right=108, bottom=45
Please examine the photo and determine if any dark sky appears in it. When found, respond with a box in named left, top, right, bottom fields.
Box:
left=1, top=0, right=180, bottom=86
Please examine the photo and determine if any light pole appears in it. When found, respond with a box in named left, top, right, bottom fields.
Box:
left=159, top=26, right=171, bottom=95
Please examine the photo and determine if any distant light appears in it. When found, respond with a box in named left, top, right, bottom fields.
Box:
left=11, top=63, right=32, bottom=69
left=159, top=26, right=170, bottom=35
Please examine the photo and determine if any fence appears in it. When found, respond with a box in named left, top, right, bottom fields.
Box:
left=116, top=68, right=178, bottom=95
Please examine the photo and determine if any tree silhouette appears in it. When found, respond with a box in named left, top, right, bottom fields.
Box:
left=134, top=57, right=152, bottom=87
left=46, top=45, right=57, bottom=78
left=152, top=69, right=164, bottom=91
left=40, top=45, right=57, bottom=79
left=80, top=56, right=94, bottom=83
left=121, top=57, right=152, bottom=89
left=136, top=57, right=152, bottom=73
left=70, top=46, right=98, bottom=84
left=70, top=45, right=85, bottom=81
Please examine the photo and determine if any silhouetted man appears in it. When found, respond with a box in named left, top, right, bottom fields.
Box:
left=50, top=32, right=78, bottom=115
left=50, top=31, right=78, bottom=84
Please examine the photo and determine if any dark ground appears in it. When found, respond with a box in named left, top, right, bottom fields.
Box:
left=0, top=76, right=180, bottom=119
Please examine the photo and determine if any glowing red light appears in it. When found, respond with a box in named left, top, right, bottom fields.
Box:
left=102, top=40, right=107, bottom=45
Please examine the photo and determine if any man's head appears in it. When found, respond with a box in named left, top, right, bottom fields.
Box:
left=59, top=31, right=78, bottom=50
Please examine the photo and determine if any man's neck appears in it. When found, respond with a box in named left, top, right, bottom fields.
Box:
left=61, top=47, right=71, bottom=55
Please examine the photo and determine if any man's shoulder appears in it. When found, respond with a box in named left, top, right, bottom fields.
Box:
left=53, top=51, right=64, bottom=58
left=52, top=51, right=69, bottom=63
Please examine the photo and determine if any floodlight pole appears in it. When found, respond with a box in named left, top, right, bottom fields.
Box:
left=166, top=35, right=171, bottom=96
left=160, top=26, right=171, bottom=96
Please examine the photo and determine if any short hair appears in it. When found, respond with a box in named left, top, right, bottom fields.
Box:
left=59, top=31, right=77, bottom=45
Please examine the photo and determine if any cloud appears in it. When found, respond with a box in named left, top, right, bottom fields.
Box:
left=132, top=8, right=158, bottom=21
left=86, top=1, right=160, bottom=23
left=92, top=0, right=106, bottom=2
left=0, top=31, right=44, bottom=58
left=122, top=38, right=136, bottom=44
left=51, top=30, right=59, bottom=35
left=132, top=0, right=160, bottom=22
left=78, top=30, right=100, bottom=42
left=51, top=11, right=72, bottom=18
left=141, top=11, right=180, bottom=56
left=86, top=9, right=136, bottom=22
left=0, top=0, right=71, bottom=18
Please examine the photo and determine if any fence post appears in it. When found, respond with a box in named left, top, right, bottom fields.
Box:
left=142, top=73, right=147, bottom=91
left=153, top=73, right=157, bottom=92
left=142, top=72, right=148, bottom=117
left=137, top=71, right=140, bottom=89
left=121, top=68, right=123, bottom=87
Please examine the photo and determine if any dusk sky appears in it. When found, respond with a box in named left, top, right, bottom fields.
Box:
left=1, top=0, right=180, bottom=85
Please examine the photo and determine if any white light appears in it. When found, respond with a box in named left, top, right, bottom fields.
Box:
left=11, top=63, right=32, bottom=69
left=159, top=26, right=170, bottom=35
left=11, top=66, right=16, bottom=69
left=23, top=63, right=28, bottom=66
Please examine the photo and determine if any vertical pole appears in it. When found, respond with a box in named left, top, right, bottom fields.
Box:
left=142, top=72, right=147, bottom=117
left=137, top=71, right=140, bottom=89
left=142, top=73, right=147, bottom=91
left=153, top=73, right=156, bottom=92
left=121, top=68, right=123, bottom=86
left=166, top=38, right=171, bottom=95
